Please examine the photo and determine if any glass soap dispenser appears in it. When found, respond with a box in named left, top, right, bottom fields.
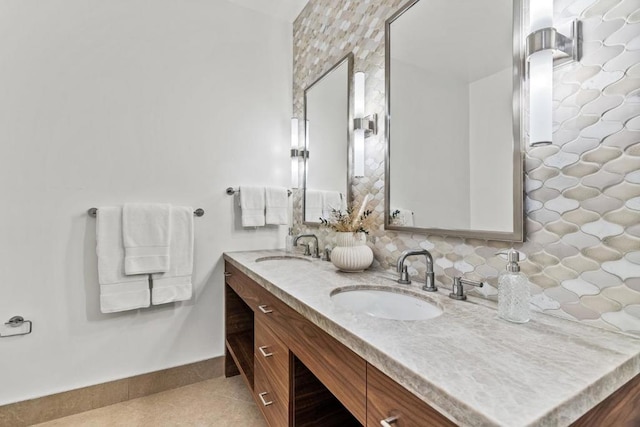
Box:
left=498, top=250, right=530, bottom=323
left=285, top=228, right=295, bottom=253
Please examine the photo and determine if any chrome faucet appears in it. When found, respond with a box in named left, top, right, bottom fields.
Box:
left=396, top=249, right=437, bottom=292
left=293, top=234, right=321, bottom=258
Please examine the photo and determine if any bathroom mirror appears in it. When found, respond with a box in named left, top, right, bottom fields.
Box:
left=385, top=0, right=523, bottom=241
left=303, top=53, right=353, bottom=224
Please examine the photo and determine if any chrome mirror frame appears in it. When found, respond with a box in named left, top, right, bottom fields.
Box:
left=383, top=0, right=524, bottom=242
left=302, top=52, right=354, bottom=226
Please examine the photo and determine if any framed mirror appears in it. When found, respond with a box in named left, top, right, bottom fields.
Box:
left=303, top=53, right=353, bottom=225
left=384, top=0, right=523, bottom=242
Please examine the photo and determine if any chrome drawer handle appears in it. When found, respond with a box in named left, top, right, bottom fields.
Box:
left=258, top=391, right=273, bottom=406
left=258, top=345, right=273, bottom=357
left=258, top=305, right=273, bottom=314
left=223, top=272, right=232, bottom=277
left=381, top=415, right=399, bottom=427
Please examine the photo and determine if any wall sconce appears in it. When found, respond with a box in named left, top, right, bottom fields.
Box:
left=526, top=0, right=581, bottom=147
left=291, top=118, right=300, bottom=188
left=353, top=71, right=378, bottom=177
left=290, top=117, right=309, bottom=188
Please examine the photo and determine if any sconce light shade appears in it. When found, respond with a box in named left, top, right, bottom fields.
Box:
left=354, top=72, right=365, bottom=177
left=291, top=118, right=299, bottom=188
left=526, top=0, right=581, bottom=147
left=529, top=0, right=553, bottom=146
left=354, top=72, right=365, bottom=118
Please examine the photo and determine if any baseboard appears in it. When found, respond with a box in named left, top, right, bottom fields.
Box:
left=0, top=356, right=224, bottom=427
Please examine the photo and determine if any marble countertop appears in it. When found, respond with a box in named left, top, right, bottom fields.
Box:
left=223, top=250, right=640, bottom=427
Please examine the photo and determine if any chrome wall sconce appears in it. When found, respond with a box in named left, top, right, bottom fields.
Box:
left=353, top=72, right=378, bottom=177
left=526, top=0, right=581, bottom=147
left=291, top=118, right=303, bottom=188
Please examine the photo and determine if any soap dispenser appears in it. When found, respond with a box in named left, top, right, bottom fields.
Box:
left=285, top=228, right=295, bottom=253
left=498, top=250, right=530, bottom=323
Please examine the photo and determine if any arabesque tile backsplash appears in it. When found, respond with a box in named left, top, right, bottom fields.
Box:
left=292, top=0, right=640, bottom=334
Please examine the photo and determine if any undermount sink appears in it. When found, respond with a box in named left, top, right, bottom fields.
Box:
left=330, top=287, right=443, bottom=321
left=255, top=255, right=311, bottom=263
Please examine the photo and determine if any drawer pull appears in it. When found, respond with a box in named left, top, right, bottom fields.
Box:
left=258, top=345, right=273, bottom=357
left=258, top=391, right=273, bottom=406
left=258, top=305, right=273, bottom=314
left=381, top=415, right=399, bottom=427
left=223, top=272, right=232, bottom=277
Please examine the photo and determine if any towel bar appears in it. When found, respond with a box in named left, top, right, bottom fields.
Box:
left=226, top=187, right=292, bottom=197
left=87, top=208, right=205, bottom=217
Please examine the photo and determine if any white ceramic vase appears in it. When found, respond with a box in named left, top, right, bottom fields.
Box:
left=331, top=232, right=374, bottom=272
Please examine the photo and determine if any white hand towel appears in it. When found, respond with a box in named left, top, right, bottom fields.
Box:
left=305, top=190, right=324, bottom=222
left=265, top=186, right=289, bottom=225
left=152, top=206, right=194, bottom=305
left=240, top=186, right=265, bottom=227
left=122, top=203, right=172, bottom=275
left=96, top=207, right=150, bottom=313
left=323, top=191, right=344, bottom=218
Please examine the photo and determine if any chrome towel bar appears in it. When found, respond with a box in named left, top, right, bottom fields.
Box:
left=87, top=207, right=205, bottom=217
left=226, top=187, right=292, bottom=196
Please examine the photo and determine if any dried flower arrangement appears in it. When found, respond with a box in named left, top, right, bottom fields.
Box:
left=320, top=194, right=374, bottom=234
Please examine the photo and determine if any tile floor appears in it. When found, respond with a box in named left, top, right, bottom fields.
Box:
left=33, top=376, right=266, bottom=427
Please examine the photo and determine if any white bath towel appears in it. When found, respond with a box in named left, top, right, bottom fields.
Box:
left=96, top=207, right=150, bottom=313
left=240, top=186, right=265, bottom=227
left=305, top=189, right=324, bottom=222
left=265, top=186, right=289, bottom=225
left=122, top=203, right=171, bottom=275
left=152, top=206, right=193, bottom=305
left=323, top=191, right=345, bottom=218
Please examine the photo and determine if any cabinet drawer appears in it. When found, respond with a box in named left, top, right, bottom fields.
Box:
left=255, top=357, right=289, bottom=427
left=255, top=316, right=289, bottom=398
left=367, top=364, right=455, bottom=427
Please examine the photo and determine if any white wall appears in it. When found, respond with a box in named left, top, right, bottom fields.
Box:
left=0, top=0, right=291, bottom=405
left=389, top=59, right=470, bottom=229
left=469, top=68, right=513, bottom=231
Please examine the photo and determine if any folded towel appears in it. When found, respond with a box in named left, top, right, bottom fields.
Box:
left=240, top=186, right=265, bottom=227
left=152, top=206, right=194, bottom=305
left=305, top=189, right=323, bottom=222
left=323, top=191, right=344, bottom=218
left=96, top=207, right=150, bottom=313
left=265, top=186, right=289, bottom=225
left=122, top=203, right=172, bottom=275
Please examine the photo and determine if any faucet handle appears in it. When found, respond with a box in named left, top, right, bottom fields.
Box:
left=449, top=277, right=484, bottom=300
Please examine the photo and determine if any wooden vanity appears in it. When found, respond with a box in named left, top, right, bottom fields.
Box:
left=223, top=254, right=640, bottom=426
left=224, top=261, right=453, bottom=426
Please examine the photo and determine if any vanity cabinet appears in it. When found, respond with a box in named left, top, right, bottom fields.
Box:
left=224, top=261, right=447, bottom=427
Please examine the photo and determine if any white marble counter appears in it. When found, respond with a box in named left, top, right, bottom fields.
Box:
left=223, top=250, right=640, bottom=427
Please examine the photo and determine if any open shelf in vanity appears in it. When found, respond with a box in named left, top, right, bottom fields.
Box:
left=224, top=282, right=254, bottom=389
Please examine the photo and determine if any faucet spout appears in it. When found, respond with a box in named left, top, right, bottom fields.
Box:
left=293, top=234, right=321, bottom=258
left=396, top=249, right=437, bottom=292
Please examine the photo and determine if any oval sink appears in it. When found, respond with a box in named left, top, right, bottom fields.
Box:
left=255, top=255, right=311, bottom=263
left=330, top=287, right=442, bottom=321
